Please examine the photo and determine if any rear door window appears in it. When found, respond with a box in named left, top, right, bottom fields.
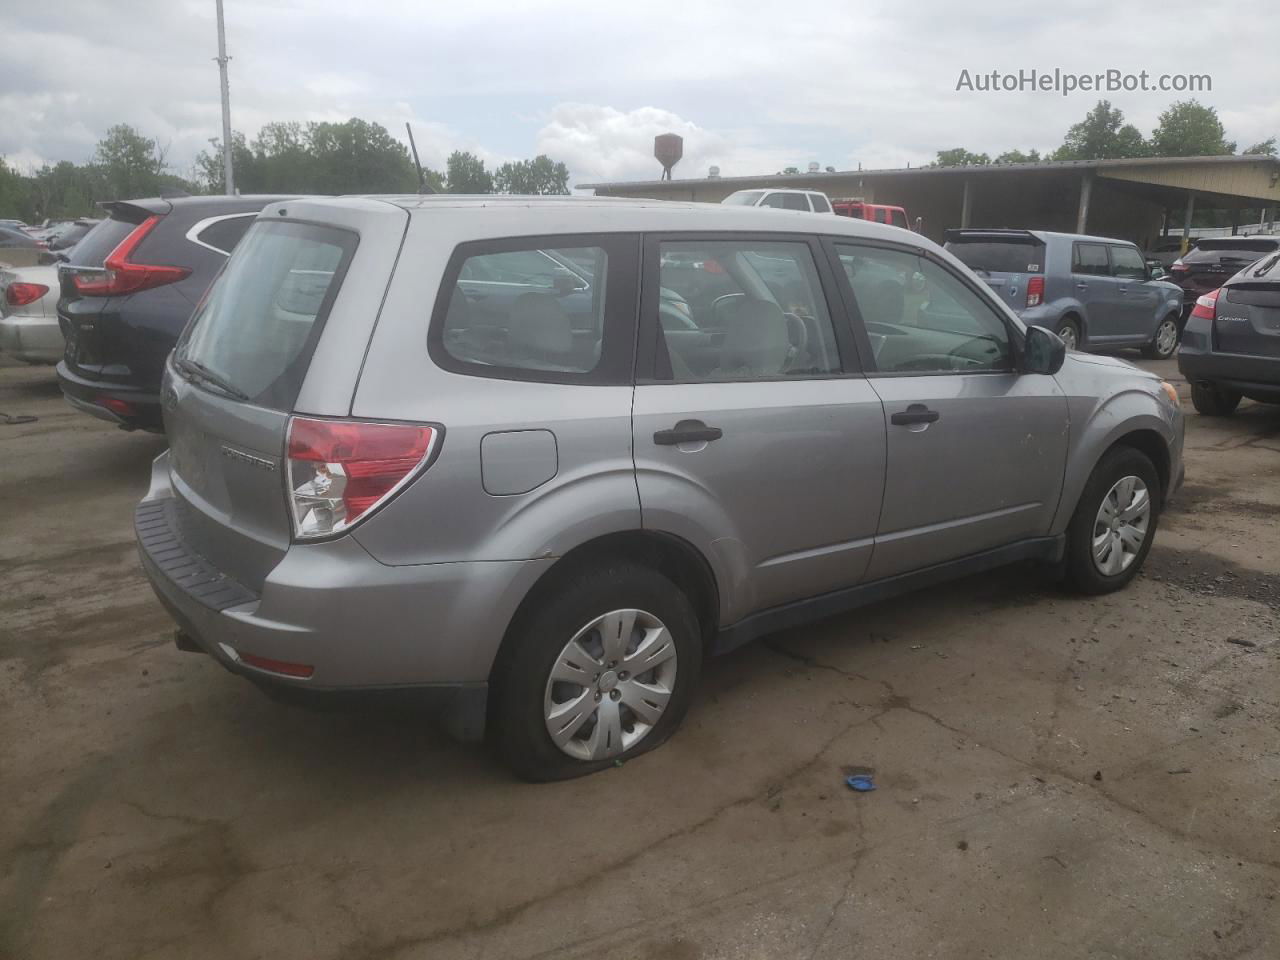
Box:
left=1073, top=242, right=1110, bottom=276
left=176, top=220, right=356, bottom=411
left=653, top=240, right=842, bottom=380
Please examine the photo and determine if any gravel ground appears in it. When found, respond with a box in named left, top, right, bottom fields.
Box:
left=1, top=354, right=1278, bottom=960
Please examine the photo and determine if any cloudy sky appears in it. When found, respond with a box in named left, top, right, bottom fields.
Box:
left=3, top=0, right=1279, bottom=189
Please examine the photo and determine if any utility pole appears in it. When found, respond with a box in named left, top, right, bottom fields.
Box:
left=214, top=0, right=234, bottom=195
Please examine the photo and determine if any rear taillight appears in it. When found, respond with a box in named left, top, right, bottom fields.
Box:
left=5, top=282, right=49, bottom=306
left=1170, top=259, right=1188, bottom=273
left=70, top=216, right=191, bottom=296
left=1026, top=276, right=1045, bottom=308
left=285, top=417, right=440, bottom=540
left=1190, top=288, right=1220, bottom=321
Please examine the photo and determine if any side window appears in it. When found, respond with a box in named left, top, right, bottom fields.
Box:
left=890, top=210, right=909, bottom=230
left=195, top=214, right=255, bottom=255
left=1110, top=245, right=1148, bottom=280
left=811, top=195, right=832, bottom=214
left=835, top=243, right=1013, bottom=374
left=873, top=208, right=888, bottom=224
left=780, top=194, right=809, bottom=211
left=437, top=242, right=607, bottom=375
left=1073, top=242, right=1109, bottom=276
left=654, top=240, right=842, bottom=381
left=759, top=193, right=788, bottom=209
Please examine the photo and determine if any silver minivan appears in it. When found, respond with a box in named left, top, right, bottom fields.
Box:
left=137, top=197, right=1184, bottom=780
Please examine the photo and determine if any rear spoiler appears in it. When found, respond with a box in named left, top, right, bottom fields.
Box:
left=944, top=228, right=1042, bottom=243
left=96, top=198, right=173, bottom=224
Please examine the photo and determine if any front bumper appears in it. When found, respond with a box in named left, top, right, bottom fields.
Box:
left=135, top=452, right=553, bottom=710
left=0, top=313, right=62, bottom=364
left=56, top=360, right=163, bottom=429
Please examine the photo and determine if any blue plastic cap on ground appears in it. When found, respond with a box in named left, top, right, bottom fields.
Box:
left=846, top=775, right=876, bottom=792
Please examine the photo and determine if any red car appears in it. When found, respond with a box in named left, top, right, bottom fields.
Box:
left=831, top=198, right=911, bottom=230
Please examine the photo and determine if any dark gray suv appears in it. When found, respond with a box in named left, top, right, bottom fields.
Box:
left=135, top=197, right=1185, bottom=780
left=946, top=229, right=1184, bottom=358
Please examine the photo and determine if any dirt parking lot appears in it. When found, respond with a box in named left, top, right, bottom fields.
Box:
left=2, top=354, right=1278, bottom=960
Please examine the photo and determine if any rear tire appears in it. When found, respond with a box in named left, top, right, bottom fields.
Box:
left=1141, top=315, right=1180, bottom=360
left=1065, top=446, right=1160, bottom=595
left=491, top=561, right=702, bottom=781
left=1057, top=317, right=1082, bottom=351
left=1190, top=382, right=1241, bottom=416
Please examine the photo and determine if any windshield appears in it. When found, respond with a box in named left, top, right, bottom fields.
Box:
left=177, top=220, right=356, bottom=411
left=945, top=238, right=1045, bottom=274
left=722, top=191, right=765, bottom=206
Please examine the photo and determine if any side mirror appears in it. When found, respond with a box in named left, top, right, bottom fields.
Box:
left=1023, top=325, right=1066, bottom=375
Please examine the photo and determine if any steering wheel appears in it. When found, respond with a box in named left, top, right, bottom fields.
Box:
left=782, top=312, right=809, bottom=355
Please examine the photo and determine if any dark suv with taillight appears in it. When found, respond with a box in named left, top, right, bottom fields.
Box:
left=1178, top=250, right=1280, bottom=415
left=1168, top=236, right=1280, bottom=318
left=56, top=195, right=295, bottom=431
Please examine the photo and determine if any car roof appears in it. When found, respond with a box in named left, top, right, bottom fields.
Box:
left=947, top=228, right=1139, bottom=246
left=270, top=194, right=917, bottom=244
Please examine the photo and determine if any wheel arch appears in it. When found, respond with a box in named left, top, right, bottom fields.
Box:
left=489, top=529, right=722, bottom=687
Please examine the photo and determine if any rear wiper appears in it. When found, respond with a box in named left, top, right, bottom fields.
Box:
left=175, top=356, right=250, bottom=401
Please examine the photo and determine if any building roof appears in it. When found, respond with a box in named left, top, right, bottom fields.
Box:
left=579, top=154, right=1280, bottom=192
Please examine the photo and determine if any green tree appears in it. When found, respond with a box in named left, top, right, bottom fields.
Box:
left=493, top=155, right=570, bottom=194
left=445, top=151, right=493, bottom=193
left=1053, top=100, right=1148, bottom=160
left=1150, top=100, right=1235, bottom=157
left=1242, top=137, right=1276, bottom=156
left=934, top=148, right=990, bottom=167
left=0, top=157, right=33, bottom=220
left=993, top=148, right=1041, bottom=164
left=303, top=118, right=417, bottom=194
left=193, top=131, right=259, bottom=194
left=94, top=123, right=165, bottom=199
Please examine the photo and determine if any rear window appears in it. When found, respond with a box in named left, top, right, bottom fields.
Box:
left=176, top=220, right=356, bottom=411
left=945, top=238, right=1045, bottom=274
left=1185, top=238, right=1280, bottom=262
left=67, top=218, right=135, bottom=266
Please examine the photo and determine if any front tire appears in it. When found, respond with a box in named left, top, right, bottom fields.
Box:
left=1190, top=382, right=1242, bottom=416
left=1142, top=315, right=1179, bottom=360
left=491, top=561, right=702, bottom=781
left=1065, top=446, right=1160, bottom=595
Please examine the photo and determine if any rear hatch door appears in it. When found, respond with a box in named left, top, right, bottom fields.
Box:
left=1216, top=255, right=1280, bottom=359
left=163, top=201, right=405, bottom=592
left=943, top=230, right=1045, bottom=313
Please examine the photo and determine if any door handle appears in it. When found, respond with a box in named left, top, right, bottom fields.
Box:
left=890, top=404, right=940, bottom=426
left=1075, top=282, right=1089, bottom=290
left=1117, top=286, right=1128, bottom=294
left=654, top=419, right=723, bottom=445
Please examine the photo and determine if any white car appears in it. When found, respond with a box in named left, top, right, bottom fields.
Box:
left=721, top=188, right=833, bottom=213
left=0, top=262, right=62, bottom=364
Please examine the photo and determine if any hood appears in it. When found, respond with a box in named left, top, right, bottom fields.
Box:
left=1060, top=350, right=1158, bottom=380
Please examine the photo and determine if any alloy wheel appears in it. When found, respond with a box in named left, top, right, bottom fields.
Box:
left=543, top=608, right=678, bottom=761
left=1092, top=475, right=1151, bottom=576
left=1154, top=318, right=1178, bottom=357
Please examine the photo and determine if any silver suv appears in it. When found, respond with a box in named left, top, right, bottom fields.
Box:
left=137, top=196, right=1185, bottom=780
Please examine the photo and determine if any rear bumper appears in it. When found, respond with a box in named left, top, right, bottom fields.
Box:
left=56, top=360, right=163, bottom=429
left=1178, top=349, right=1280, bottom=397
left=135, top=450, right=553, bottom=697
left=0, top=313, right=62, bottom=364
